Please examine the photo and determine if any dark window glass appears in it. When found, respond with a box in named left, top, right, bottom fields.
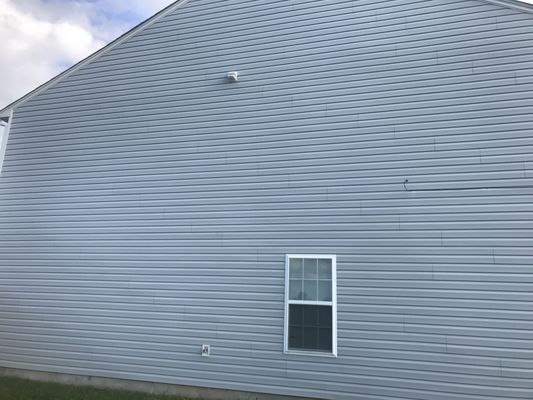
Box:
left=288, top=305, right=332, bottom=352
left=289, top=303, right=303, bottom=326
left=318, top=328, right=332, bottom=351
left=318, top=306, right=332, bottom=327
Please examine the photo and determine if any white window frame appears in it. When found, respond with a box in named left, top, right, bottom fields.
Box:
left=284, top=254, right=337, bottom=357
left=0, top=110, right=13, bottom=174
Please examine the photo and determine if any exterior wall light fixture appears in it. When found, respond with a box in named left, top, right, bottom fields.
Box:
left=227, top=71, right=239, bottom=82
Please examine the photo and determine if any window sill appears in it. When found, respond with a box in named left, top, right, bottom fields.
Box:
left=284, top=349, right=338, bottom=358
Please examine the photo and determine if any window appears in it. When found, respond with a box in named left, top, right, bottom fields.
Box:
left=284, top=254, right=337, bottom=356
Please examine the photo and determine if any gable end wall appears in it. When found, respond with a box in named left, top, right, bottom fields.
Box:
left=1, top=1, right=533, bottom=399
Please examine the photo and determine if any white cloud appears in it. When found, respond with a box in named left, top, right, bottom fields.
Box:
left=0, top=0, right=175, bottom=109
left=90, top=0, right=179, bottom=22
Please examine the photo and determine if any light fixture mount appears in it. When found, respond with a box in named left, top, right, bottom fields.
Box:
left=227, top=71, right=239, bottom=82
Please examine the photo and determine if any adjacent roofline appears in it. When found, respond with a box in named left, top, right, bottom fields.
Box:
left=483, top=0, right=533, bottom=14
left=0, top=0, right=188, bottom=117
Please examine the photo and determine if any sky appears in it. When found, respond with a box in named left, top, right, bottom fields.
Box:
left=0, top=0, right=176, bottom=109
left=1, top=0, right=533, bottom=109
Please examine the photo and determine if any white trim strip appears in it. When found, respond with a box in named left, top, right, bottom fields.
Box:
left=283, top=254, right=290, bottom=356
left=287, top=300, right=333, bottom=306
left=0, top=110, right=13, bottom=174
left=285, top=350, right=338, bottom=357
left=286, top=254, right=337, bottom=259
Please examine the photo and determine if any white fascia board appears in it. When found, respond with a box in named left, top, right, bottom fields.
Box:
left=483, top=0, right=533, bottom=14
left=0, top=0, right=188, bottom=116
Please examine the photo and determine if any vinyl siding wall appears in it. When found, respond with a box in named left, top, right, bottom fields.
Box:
left=1, top=0, right=533, bottom=399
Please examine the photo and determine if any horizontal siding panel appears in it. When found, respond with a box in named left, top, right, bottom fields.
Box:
left=11, top=72, right=528, bottom=120
left=16, top=67, right=533, bottom=118
left=39, top=29, right=533, bottom=95
left=14, top=85, right=533, bottom=128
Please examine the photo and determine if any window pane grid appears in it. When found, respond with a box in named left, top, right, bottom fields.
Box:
left=288, top=305, right=332, bottom=352
left=289, top=257, right=332, bottom=302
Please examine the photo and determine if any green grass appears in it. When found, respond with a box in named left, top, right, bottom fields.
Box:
left=0, top=376, right=194, bottom=400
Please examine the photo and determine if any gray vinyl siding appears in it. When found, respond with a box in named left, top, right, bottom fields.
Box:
left=1, top=0, right=533, bottom=398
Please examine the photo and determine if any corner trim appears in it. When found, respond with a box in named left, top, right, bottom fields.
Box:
left=0, top=110, right=13, bottom=174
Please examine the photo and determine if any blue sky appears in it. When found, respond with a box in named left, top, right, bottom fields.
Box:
left=0, top=0, right=175, bottom=108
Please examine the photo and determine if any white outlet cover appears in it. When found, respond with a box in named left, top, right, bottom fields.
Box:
left=201, top=344, right=210, bottom=357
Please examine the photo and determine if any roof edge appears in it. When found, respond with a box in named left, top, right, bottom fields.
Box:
left=0, top=0, right=188, bottom=116
left=483, top=0, right=533, bottom=14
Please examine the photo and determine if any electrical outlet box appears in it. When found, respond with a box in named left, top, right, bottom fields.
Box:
left=201, top=344, right=210, bottom=357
